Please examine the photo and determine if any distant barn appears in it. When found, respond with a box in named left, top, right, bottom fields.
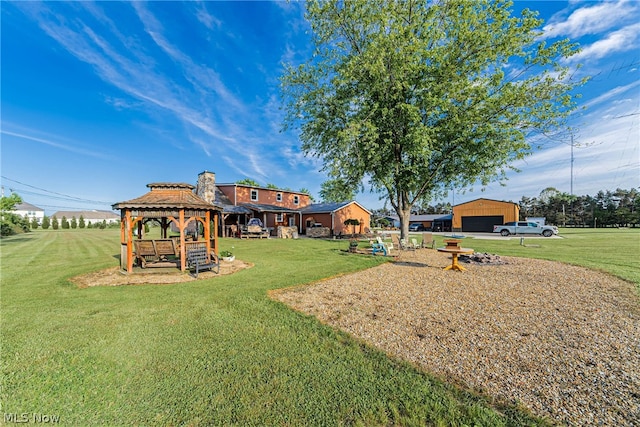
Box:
left=452, top=198, right=520, bottom=232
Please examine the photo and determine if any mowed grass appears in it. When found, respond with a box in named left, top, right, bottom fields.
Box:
left=2, top=229, right=545, bottom=426
left=3, top=228, right=637, bottom=426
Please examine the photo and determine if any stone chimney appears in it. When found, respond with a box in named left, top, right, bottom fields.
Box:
left=196, top=171, right=216, bottom=205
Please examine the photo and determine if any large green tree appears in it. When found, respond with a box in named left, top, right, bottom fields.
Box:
left=319, top=179, right=355, bottom=203
left=281, top=0, right=585, bottom=238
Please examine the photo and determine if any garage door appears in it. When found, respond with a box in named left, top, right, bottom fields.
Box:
left=461, top=216, right=503, bottom=232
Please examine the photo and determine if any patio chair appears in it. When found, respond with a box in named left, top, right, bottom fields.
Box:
left=421, top=232, right=435, bottom=249
left=391, top=234, right=401, bottom=250
left=410, top=238, right=420, bottom=250
left=372, top=236, right=392, bottom=256
left=400, top=238, right=415, bottom=251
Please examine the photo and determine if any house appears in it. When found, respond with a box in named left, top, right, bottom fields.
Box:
left=452, top=198, right=520, bottom=232
left=51, top=210, right=120, bottom=225
left=13, top=202, right=45, bottom=224
left=215, top=181, right=312, bottom=232
left=302, top=201, right=371, bottom=236
left=195, top=171, right=371, bottom=237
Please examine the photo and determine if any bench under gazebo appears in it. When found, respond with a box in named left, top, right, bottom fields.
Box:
left=113, top=182, right=222, bottom=273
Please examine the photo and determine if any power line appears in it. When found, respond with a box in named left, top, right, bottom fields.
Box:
left=1, top=176, right=112, bottom=205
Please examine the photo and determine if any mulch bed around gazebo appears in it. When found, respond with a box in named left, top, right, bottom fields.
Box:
left=71, top=258, right=253, bottom=288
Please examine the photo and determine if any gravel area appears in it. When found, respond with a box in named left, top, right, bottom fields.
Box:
left=70, top=259, right=253, bottom=287
left=272, top=250, right=640, bottom=426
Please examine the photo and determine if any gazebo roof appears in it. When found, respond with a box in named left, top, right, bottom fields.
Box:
left=112, top=182, right=222, bottom=211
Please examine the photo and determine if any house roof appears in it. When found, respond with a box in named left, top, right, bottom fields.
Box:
left=453, top=197, right=518, bottom=208
left=302, top=201, right=371, bottom=215
left=386, top=213, right=452, bottom=222
left=14, top=202, right=44, bottom=212
left=112, top=183, right=222, bottom=211
left=213, top=188, right=253, bottom=214
left=51, top=210, right=119, bottom=220
left=241, top=202, right=302, bottom=214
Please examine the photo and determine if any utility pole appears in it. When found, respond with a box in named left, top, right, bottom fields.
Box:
left=570, top=133, right=575, bottom=226
left=570, top=134, right=574, bottom=199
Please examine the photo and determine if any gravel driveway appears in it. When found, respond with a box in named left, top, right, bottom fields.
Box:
left=272, top=250, right=640, bottom=426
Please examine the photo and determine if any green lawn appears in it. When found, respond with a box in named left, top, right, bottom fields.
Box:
left=2, top=228, right=637, bottom=426
left=427, top=228, right=640, bottom=287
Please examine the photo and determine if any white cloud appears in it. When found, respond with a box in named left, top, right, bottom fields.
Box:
left=583, top=80, right=640, bottom=109
left=543, top=0, right=639, bottom=39
left=191, top=1, right=221, bottom=30
left=569, top=23, right=640, bottom=63
left=1, top=129, right=113, bottom=160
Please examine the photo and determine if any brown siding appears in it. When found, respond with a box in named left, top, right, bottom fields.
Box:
left=452, top=199, right=519, bottom=229
left=216, top=185, right=310, bottom=209
left=334, top=203, right=371, bottom=234
left=333, top=204, right=371, bottom=235
left=302, top=203, right=371, bottom=235
left=304, top=213, right=333, bottom=231
left=217, top=185, right=237, bottom=205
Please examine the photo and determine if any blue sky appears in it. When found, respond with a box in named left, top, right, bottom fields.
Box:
left=1, top=1, right=638, bottom=215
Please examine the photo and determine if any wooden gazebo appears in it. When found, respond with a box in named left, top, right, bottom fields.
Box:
left=112, top=183, right=221, bottom=273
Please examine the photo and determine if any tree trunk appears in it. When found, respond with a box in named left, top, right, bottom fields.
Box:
left=397, top=207, right=412, bottom=241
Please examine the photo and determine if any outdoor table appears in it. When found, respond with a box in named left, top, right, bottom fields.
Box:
left=437, top=247, right=474, bottom=271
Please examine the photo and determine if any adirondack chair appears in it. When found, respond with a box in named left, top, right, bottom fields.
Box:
left=421, top=232, right=435, bottom=249
left=399, top=238, right=415, bottom=251
left=372, top=236, right=392, bottom=256
left=410, top=238, right=420, bottom=250
left=392, top=234, right=401, bottom=250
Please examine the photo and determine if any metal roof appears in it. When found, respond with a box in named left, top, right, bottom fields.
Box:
left=452, top=198, right=518, bottom=207
left=386, top=213, right=452, bottom=221
left=240, top=202, right=302, bottom=213
left=302, top=201, right=371, bottom=215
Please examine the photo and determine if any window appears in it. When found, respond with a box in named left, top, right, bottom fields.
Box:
left=276, top=213, right=283, bottom=222
left=251, top=189, right=258, bottom=201
left=293, top=195, right=299, bottom=205
left=276, top=192, right=282, bottom=202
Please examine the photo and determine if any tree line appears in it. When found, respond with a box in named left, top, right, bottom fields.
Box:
left=518, top=187, right=639, bottom=228
left=367, top=187, right=639, bottom=229
left=0, top=193, right=115, bottom=236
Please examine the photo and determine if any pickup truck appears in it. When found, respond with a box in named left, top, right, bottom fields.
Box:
left=493, top=221, right=558, bottom=237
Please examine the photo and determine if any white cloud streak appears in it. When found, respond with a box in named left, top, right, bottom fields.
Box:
left=1, top=129, right=112, bottom=160
left=543, top=0, right=639, bottom=39
left=14, top=1, right=284, bottom=180
left=570, top=23, right=640, bottom=63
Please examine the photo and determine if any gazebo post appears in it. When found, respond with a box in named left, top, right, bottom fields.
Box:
left=126, top=210, right=133, bottom=273
left=204, top=211, right=211, bottom=257
left=179, top=209, right=186, bottom=272
left=213, top=212, right=219, bottom=255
